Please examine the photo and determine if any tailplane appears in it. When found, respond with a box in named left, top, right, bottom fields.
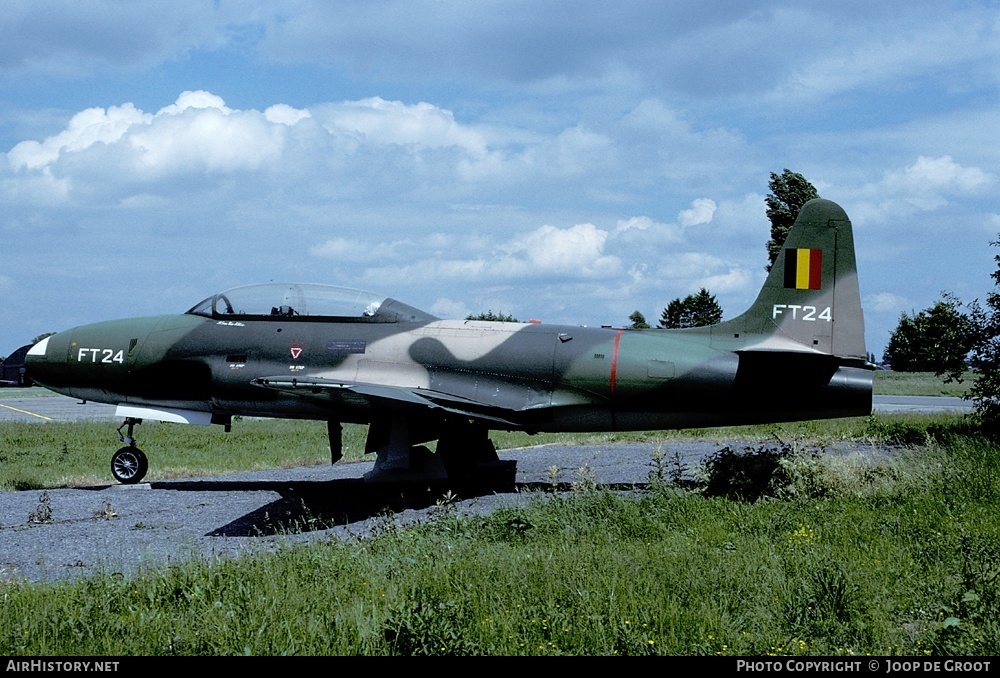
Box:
left=719, top=198, right=867, bottom=360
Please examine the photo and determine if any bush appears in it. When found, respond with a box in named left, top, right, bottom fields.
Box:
left=699, top=444, right=792, bottom=502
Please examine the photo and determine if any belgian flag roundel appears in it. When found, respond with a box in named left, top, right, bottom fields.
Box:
left=783, top=248, right=823, bottom=290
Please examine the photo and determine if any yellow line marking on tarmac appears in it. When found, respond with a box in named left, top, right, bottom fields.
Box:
left=0, top=402, right=54, bottom=421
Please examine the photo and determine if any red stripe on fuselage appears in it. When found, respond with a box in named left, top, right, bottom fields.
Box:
left=610, top=329, right=623, bottom=394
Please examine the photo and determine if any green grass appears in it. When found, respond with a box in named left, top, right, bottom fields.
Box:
left=0, top=387, right=53, bottom=399
left=872, top=370, right=973, bottom=397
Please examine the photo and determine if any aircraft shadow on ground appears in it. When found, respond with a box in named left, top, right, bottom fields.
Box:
left=147, top=468, right=648, bottom=538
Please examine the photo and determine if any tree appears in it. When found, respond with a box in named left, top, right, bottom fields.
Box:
left=882, top=296, right=974, bottom=374
left=658, top=288, right=723, bottom=329
left=628, top=310, right=650, bottom=329
left=467, top=310, right=518, bottom=322
left=965, top=239, right=1000, bottom=430
left=765, top=169, right=819, bottom=271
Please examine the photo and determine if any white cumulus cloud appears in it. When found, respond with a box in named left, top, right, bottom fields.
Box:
left=501, top=223, right=620, bottom=277
left=157, top=90, right=230, bottom=115
left=7, top=103, right=150, bottom=169
left=429, top=297, right=471, bottom=320
left=853, top=155, right=996, bottom=222
left=613, top=215, right=685, bottom=244
left=314, top=97, right=487, bottom=155
left=866, top=292, right=912, bottom=314
left=885, top=155, right=995, bottom=193
left=265, top=104, right=312, bottom=126
left=678, top=197, right=716, bottom=226
left=129, top=94, right=285, bottom=174
left=696, top=267, right=752, bottom=295
left=309, top=237, right=364, bottom=260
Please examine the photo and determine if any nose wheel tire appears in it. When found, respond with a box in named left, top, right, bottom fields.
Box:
left=112, top=446, right=148, bottom=484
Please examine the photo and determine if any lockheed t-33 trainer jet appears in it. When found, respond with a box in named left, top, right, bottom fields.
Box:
left=25, top=199, right=872, bottom=484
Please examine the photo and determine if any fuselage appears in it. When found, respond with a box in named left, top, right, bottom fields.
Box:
left=25, top=303, right=872, bottom=433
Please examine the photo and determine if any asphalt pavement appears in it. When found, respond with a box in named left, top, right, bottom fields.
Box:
left=0, top=389, right=118, bottom=422
left=869, top=394, right=972, bottom=413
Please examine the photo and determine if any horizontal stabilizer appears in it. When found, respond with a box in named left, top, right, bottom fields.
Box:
left=737, top=335, right=828, bottom=354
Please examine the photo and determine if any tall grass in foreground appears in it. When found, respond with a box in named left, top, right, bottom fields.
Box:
left=2, top=416, right=999, bottom=655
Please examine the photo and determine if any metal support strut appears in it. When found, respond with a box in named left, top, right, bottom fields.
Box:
left=116, top=417, right=142, bottom=447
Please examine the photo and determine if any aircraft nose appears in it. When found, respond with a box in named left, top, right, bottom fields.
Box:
left=25, top=319, right=146, bottom=401
left=26, top=321, right=143, bottom=402
left=25, top=332, right=72, bottom=393
left=24, top=315, right=207, bottom=403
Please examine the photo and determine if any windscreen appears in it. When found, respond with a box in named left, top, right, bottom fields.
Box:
left=187, top=283, right=385, bottom=319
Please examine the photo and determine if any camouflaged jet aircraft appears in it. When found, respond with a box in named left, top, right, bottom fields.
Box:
left=25, top=198, right=872, bottom=485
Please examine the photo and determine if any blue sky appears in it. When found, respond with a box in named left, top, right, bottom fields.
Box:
left=1, top=1, right=997, bottom=360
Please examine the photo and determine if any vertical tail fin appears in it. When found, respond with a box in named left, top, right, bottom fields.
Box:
left=719, top=198, right=867, bottom=359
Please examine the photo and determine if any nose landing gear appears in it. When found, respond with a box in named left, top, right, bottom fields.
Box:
left=113, top=417, right=148, bottom=484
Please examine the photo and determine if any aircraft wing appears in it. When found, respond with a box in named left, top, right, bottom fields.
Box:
left=250, top=376, right=525, bottom=427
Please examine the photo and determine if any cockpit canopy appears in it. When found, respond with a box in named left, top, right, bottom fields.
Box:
left=186, top=283, right=436, bottom=323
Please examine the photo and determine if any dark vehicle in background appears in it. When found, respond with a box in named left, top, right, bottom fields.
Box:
left=0, top=344, right=34, bottom=387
